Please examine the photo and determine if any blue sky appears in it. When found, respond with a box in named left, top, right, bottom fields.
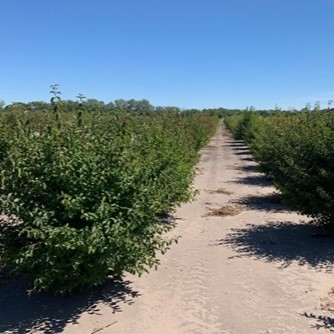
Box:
left=1, top=0, right=334, bottom=110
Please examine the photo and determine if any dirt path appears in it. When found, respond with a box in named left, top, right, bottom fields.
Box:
left=1, top=123, right=334, bottom=333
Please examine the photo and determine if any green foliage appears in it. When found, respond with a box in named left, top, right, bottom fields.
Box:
left=251, top=111, right=334, bottom=227
left=224, top=111, right=264, bottom=143
left=227, top=111, right=334, bottom=228
left=0, top=103, right=218, bottom=294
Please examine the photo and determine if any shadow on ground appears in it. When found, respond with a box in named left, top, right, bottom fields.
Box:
left=0, top=276, right=139, bottom=334
left=241, top=157, right=254, bottom=162
left=214, top=221, right=334, bottom=272
left=233, top=193, right=293, bottom=213
left=233, top=151, right=252, bottom=156
left=230, top=174, right=273, bottom=187
left=223, top=140, right=245, bottom=146
left=236, top=165, right=259, bottom=173
left=303, top=312, right=334, bottom=332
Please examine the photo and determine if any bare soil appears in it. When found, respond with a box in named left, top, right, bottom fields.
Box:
left=1, top=123, right=334, bottom=334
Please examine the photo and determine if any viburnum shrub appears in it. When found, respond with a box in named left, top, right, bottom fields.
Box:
left=224, top=111, right=265, bottom=144
left=0, top=102, right=218, bottom=294
left=250, top=111, right=334, bottom=227
left=225, top=110, right=334, bottom=228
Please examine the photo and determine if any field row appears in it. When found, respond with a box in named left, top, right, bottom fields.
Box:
left=225, top=111, right=334, bottom=228
left=0, top=107, right=218, bottom=294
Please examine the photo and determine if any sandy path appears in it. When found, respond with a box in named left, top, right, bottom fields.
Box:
left=1, top=123, right=334, bottom=334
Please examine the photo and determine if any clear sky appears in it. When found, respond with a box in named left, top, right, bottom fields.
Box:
left=1, top=0, right=333, bottom=110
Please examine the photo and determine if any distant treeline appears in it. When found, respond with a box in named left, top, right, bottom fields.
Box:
left=1, top=91, right=333, bottom=116
left=0, top=98, right=241, bottom=115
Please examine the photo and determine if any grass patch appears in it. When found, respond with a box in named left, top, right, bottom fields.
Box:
left=206, top=188, right=233, bottom=195
left=207, top=204, right=243, bottom=217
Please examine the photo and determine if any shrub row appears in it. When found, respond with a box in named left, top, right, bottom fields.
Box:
left=0, top=109, right=218, bottom=294
left=225, top=111, right=334, bottom=228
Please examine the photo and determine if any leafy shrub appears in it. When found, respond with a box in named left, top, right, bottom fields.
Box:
left=0, top=109, right=218, bottom=294
left=250, top=111, right=334, bottom=227
left=226, top=110, right=334, bottom=228
left=224, top=111, right=264, bottom=143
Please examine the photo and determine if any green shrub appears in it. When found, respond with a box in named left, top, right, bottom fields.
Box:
left=224, top=111, right=264, bottom=143
left=0, top=109, right=218, bottom=294
left=251, top=111, right=334, bottom=227
left=226, top=110, right=334, bottom=227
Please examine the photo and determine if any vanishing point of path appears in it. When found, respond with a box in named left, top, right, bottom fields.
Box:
left=1, top=123, right=334, bottom=334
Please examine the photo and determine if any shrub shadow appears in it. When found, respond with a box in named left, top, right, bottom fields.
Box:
left=222, top=141, right=248, bottom=150
left=215, top=221, right=334, bottom=272
left=303, top=312, right=334, bottom=331
left=232, top=146, right=250, bottom=152
left=233, top=193, right=293, bottom=213
left=231, top=174, right=273, bottom=187
left=241, top=157, right=254, bottom=162
left=233, top=151, right=252, bottom=156
left=224, top=140, right=245, bottom=147
left=0, top=275, right=139, bottom=334
left=236, top=165, right=259, bottom=173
